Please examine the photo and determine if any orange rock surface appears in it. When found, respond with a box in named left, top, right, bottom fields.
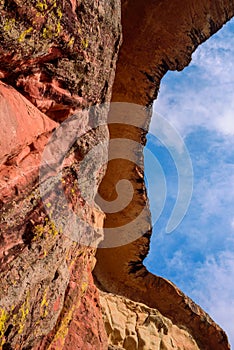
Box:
left=0, top=0, right=233, bottom=349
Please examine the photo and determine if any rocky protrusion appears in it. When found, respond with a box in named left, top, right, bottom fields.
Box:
left=100, top=291, right=200, bottom=350
left=94, top=1, right=234, bottom=349
left=0, top=0, right=122, bottom=348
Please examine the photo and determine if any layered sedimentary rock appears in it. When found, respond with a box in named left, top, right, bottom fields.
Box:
left=0, top=0, right=233, bottom=349
left=0, top=1, right=121, bottom=348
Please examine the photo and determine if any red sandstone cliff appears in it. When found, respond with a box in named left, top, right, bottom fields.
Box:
left=0, top=1, right=233, bottom=349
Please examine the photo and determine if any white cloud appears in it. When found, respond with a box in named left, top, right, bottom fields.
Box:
left=145, top=17, right=234, bottom=348
left=151, top=19, right=234, bottom=138
left=231, top=219, right=234, bottom=229
left=194, top=165, right=234, bottom=221
left=190, top=251, right=234, bottom=347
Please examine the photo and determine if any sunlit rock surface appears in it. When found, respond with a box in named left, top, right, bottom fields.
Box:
left=100, top=291, right=200, bottom=350
left=0, top=0, right=233, bottom=349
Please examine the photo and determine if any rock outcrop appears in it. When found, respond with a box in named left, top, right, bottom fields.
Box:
left=0, top=0, right=233, bottom=349
left=94, top=1, right=234, bottom=349
left=100, top=291, right=201, bottom=350
left=0, top=1, right=121, bottom=349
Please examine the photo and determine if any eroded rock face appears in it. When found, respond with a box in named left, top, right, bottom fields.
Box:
left=0, top=0, right=121, bottom=121
left=94, top=1, right=234, bottom=349
left=0, top=0, right=121, bottom=349
left=0, top=0, right=233, bottom=349
left=100, top=291, right=200, bottom=350
left=113, top=0, right=234, bottom=104
left=0, top=82, right=109, bottom=350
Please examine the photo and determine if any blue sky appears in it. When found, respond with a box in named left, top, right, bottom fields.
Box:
left=144, top=18, right=234, bottom=347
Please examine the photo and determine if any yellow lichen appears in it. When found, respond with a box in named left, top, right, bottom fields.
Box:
left=3, top=18, right=15, bottom=31
left=47, top=220, right=59, bottom=237
left=56, top=21, right=61, bottom=34
left=81, top=281, right=88, bottom=294
left=18, top=27, right=33, bottom=42
left=36, top=0, right=48, bottom=11
left=33, top=224, right=44, bottom=240
left=16, top=291, right=30, bottom=334
left=52, top=0, right=57, bottom=8
left=40, top=289, right=49, bottom=318
left=81, top=38, right=89, bottom=49
left=49, top=305, right=76, bottom=348
left=33, top=218, right=60, bottom=241
left=57, top=7, right=62, bottom=19
left=0, top=309, right=8, bottom=339
left=37, top=0, right=62, bottom=39
left=68, top=37, right=75, bottom=47
left=41, top=292, right=48, bottom=308
left=42, top=21, right=60, bottom=39
left=42, top=26, right=50, bottom=39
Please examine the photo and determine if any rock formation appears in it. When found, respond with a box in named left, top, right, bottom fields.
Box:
left=94, top=1, right=234, bottom=349
left=100, top=291, right=200, bottom=350
left=0, top=0, right=233, bottom=349
left=0, top=1, right=121, bottom=348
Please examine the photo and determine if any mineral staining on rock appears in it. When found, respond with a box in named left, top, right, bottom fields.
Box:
left=0, top=0, right=233, bottom=349
left=0, top=0, right=121, bottom=120
left=0, top=0, right=121, bottom=348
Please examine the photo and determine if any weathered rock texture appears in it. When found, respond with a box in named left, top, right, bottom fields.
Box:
left=0, top=0, right=233, bottom=349
left=100, top=291, right=200, bottom=350
left=0, top=1, right=121, bottom=349
left=94, top=1, right=234, bottom=350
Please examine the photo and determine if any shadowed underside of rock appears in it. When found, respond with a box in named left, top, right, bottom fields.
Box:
left=94, top=1, right=234, bottom=349
left=0, top=0, right=233, bottom=349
